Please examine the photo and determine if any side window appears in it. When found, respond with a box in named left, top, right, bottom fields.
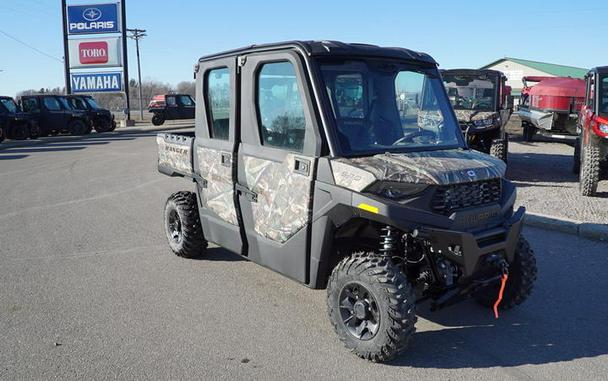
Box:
left=587, top=77, right=595, bottom=107
left=43, top=97, right=62, bottom=111
left=602, top=77, right=608, bottom=113
left=178, top=95, right=194, bottom=107
left=205, top=67, right=230, bottom=140
left=22, top=98, right=40, bottom=112
left=166, top=96, right=177, bottom=106
left=257, top=61, right=306, bottom=152
left=334, top=74, right=365, bottom=118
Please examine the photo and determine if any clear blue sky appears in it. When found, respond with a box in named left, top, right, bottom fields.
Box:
left=1, top=0, right=607, bottom=97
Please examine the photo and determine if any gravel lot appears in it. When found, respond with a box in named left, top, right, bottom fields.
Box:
left=506, top=116, right=608, bottom=224
left=0, top=128, right=607, bottom=379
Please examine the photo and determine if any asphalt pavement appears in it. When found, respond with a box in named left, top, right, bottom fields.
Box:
left=1, top=129, right=607, bottom=380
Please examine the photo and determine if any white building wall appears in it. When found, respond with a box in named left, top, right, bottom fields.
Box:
left=484, top=60, right=553, bottom=94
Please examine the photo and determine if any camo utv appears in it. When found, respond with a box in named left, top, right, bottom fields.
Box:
left=442, top=69, right=513, bottom=163
left=157, top=41, right=537, bottom=362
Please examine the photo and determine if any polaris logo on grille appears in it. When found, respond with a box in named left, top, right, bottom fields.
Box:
left=466, top=170, right=477, bottom=178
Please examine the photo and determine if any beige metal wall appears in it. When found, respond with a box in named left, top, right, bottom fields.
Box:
left=484, top=60, right=553, bottom=94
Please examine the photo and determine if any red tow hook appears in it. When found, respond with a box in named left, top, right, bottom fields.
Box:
left=493, top=263, right=509, bottom=319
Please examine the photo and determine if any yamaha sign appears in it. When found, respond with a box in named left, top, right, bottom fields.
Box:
left=67, top=3, right=120, bottom=34
left=71, top=72, right=123, bottom=93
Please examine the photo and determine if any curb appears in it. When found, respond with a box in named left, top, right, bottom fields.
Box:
left=0, top=123, right=194, bottom=151
left=524, top=212, right=608, bottom=242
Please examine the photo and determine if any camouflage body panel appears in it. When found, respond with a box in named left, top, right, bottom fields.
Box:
left=453, top=110, right=498, bottom=123
left=244, top=154, right=313, bottom=243
left=156, top=135, right=192, bottom=174
left=332, top=149, right=505, bottom=190
left=196, top=147, right=237, bottom=225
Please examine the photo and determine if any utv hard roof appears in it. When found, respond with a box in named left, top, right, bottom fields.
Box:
left=198, top=40, right=436, bottom=65
left=591, top=66, right=608, bottom=74
left=441, top=68, right=503, bottom=77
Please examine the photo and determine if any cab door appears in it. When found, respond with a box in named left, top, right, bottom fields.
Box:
left=193, top=57, right=243, bottom=255
left=165, top=95, right=179, bottom=119
left=177, top=95, right=196, bottom=119
left=41, top=96, right=68, bottom=130
left=237, top=51, right=321, bottom=283
left=580, top=72, right=595, bottom=145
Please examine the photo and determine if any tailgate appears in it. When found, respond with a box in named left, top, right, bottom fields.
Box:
left=157, top=132, right=194, bottom=177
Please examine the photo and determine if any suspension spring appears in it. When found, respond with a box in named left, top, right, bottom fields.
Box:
left=379, top=225, right=398, bottom=257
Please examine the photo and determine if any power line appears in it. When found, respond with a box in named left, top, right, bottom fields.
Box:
left=0, top=28, right=63, bottom=63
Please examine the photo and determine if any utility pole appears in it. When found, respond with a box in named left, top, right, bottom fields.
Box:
left=61, top=0, right=71, bottom=94
left=127, top=28, right=146, bottom=120
left=121, top=0, right=131, bottom=123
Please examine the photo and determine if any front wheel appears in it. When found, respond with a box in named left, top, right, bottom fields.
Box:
left=579, top=144, right=601, bottom=196
left=152, top=113, right=165, bottom=126
left=0, top=127, right=5, bottom=143
left=327, top=252, right=416, bottom=362
left=68, top=120, right=89, bottom=136
left=475, top=236, right=537, bottom=310
left=94, top=117, right=113, bottom=133
left=490, top=136, right=508, bottom=163
left=164, top=191, right=207, bottom=258
left=29, top=123, right=40, bottom=139
left=11, top=124, right=29, bottom=140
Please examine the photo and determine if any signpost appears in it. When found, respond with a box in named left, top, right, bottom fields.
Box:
left=62, top=0, right=131, bottom=123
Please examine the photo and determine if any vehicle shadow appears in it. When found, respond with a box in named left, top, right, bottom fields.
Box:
left=507, top=151, right=578, bottom=184
left=192, top=246, right=246, bottom=262
left=387, top=234, right=608, bottom=369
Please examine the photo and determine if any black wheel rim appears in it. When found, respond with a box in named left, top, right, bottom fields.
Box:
left=167, top=209, right=182, bottom=243
left=338, top=282, right=380, bottom=340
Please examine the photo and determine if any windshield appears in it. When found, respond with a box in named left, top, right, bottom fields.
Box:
left=443, top=74, right=497, bottom=111
left=320, top=59, right=463, bottom=155
left=0, top=98, right=18, bottom=113
left=85, top=97, right=101, bottom=109
left=600, top=74, right=608, bottom=117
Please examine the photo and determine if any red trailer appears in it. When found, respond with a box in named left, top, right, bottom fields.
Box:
left=518, top=76, right=585, bottom=141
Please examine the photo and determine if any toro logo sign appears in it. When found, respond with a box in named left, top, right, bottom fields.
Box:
left=79, top=41, right=108, bottom=64
left=67, top=3, right=120, bottom=34
left=68, top=37, right=122, bottom=69
left=71, top=72, right=123, bottom=93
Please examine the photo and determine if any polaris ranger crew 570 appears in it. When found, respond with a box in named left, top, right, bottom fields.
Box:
left=442, top=69, right=513, bottom=163
left=157, top=41, right=537, bottom=362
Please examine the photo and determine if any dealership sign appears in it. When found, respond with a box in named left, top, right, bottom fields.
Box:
left=68, top=37, right=122, bottom=69
left=67, top=3, right=120, bottom=34
left=71, top=72, right=123, bottom=93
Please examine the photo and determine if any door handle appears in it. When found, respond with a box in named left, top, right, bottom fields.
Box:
left=235, top=183, right=257, bottom=203
left=294, top=158, right=310, bottom=176
left=221, top=153, right=231, bottom=167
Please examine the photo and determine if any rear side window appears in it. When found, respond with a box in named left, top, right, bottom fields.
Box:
left=43, top=97, right=62, bottom=111
left=257, top=61, right=306, bottom=152
left=166, top=96, right=176, bottom=106
left=205, top=68, right=230, bottom=140
left=21, top=98, right=39, bottom=112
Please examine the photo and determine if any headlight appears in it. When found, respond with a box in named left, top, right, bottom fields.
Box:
left=599, top=124, right=608, bottom=134
left=473, top=118, right=494, bottom=127
left=365, top=181, right=428, bottom=200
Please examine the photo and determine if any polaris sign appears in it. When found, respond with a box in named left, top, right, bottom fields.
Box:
left=71, top=72, right=122, bottom=93
left=67, top=3, right=120, bottom=34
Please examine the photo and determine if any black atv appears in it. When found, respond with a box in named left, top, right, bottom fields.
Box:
left=0, top=96, right=40, bottom=141
left=20, top=95, right=91, bottom=137
left=573, top=66, right=608, bottom=196
left=148, top=94, right=195, bottom=126
left=442, top=69, right=513, bottom=163
left=66, top=95, right=116, bottom=133
left=157, top=41, right=537, bottom=362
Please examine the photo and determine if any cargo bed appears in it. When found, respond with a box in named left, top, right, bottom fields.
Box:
left=157, top=132, right=195, bottom=177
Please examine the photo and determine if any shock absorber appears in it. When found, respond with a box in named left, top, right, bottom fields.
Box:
left=379, top=225, right=398, bottom=257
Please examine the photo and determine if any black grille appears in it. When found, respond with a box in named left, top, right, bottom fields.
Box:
left=431, top=179, right=501, bottom=214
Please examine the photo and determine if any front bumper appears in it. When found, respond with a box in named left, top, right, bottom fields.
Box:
left=417, top=206, right=524, bottom=277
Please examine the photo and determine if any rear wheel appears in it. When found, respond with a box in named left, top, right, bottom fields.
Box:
left=29, top=123, right=40, bottom=139
left=152, top=113, right=165, bottom=126
left=475, top=236, right=537, bottom=310
left=490, top=137, right=508, bottom=163
left=164, top=191, right=207, bottom=258
left=68, top=120, right=88, bottom=136
left=327, top=252, right=416, bottom=362
left=0, top=127, right=5, bottom=143
left=579, top=144, right=601, bottom=196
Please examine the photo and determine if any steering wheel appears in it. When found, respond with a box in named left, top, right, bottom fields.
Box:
left=392, top=129, right=437, bottom=146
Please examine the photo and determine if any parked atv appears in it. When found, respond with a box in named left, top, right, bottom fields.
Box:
left=20, top=95, right=91, bottom=137
left=157, top=41, right=537, bottom=362
left=0, top=96, right=39, bottom=140
left=148, top=94, right=195, bottom=126
left=66, top=95, right=116, bottom=133
left=442, top=69, right=513, bottom=163
left=573, top=67, right=608, bottom=196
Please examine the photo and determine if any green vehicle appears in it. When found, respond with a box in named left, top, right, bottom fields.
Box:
left=157, top=41, right=537, bottom=362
